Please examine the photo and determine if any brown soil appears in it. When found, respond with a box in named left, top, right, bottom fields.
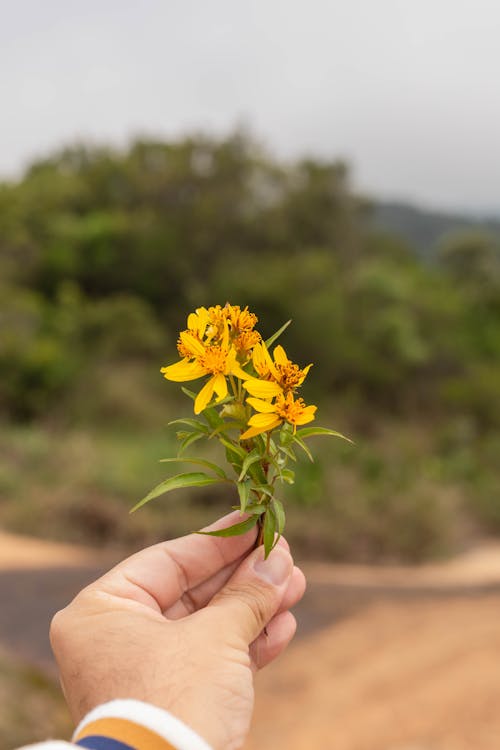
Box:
left=0, top=531, right=100, bottom=569
left=248, top=546, right=500, bottom=750
left=247, top=595, right=500, bottom=750
left=2, top=533, right=500, bottom=750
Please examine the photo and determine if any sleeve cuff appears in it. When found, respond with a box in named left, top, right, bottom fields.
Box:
left=72, top=699, right=213, bottom=750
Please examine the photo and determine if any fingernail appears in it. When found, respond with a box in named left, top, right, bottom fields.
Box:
left=253, top=546, right=292, bottom=585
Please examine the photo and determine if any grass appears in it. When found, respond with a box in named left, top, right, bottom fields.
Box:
left=0, top=650, right=71, bottom=748
left=1, top=408, right=499, bottom=562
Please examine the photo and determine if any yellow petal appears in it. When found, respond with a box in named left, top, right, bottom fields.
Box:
left=248, top=413, right=281, bottom=428
left=240, top=425, right=267, bottom=440
left=194, top=377, right=216, bottom=414
left=188, top=307, right=209, bottom=338
left=252, top=341, right=278, bottom=378
left=251, top=342, right=266, bottom=369
left=179, top=331, right=205, bottom=358
left=212, top=373, right=228, bottom=401
left=230, top=362, right=251, bottom=381
left=246, top=397, right=277, bottom=414
left=298, top=363, right=313, bottom=384
left=243, top=378, right=282, bottom=398
left=162, top=359, right=206, bottom=382
left=221, top=319, right=230, bottom=350
left=240, top=418, right=282, bottom=440
left=273, top=345, right=288, bottom=365
left=294, top=405, right=317, bottom=425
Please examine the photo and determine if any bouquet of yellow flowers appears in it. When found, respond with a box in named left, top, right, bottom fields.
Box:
left=134, top=303, right=349, bottom=556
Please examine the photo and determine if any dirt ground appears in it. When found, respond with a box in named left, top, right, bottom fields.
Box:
left=248, top=595, right=500, bottom=750
left=2, top=532, right=500, bottom=750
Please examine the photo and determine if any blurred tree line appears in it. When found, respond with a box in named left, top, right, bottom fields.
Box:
left=1, top=132, right=499, bottom=427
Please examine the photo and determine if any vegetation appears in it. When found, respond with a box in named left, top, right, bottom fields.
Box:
left=1, top=133, right=500, bottom=561
left=0, top=650, right=71, bottom=747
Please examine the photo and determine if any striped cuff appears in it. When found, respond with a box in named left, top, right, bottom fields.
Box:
left=73, top=700, right=213, bottom=750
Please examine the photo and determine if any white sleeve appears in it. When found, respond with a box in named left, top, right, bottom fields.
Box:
left=17, top=698, right=213, bottom=750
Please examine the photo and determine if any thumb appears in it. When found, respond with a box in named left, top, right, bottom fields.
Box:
left=206, top=543, right=293, bottom=644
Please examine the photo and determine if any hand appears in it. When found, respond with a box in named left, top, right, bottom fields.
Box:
left=50, top=512, right=306, bottom=750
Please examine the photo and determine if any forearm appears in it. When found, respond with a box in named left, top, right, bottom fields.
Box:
left=18, top=700, right=212, bottom=750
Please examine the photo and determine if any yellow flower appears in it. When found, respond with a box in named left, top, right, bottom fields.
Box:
left=226, top=304, right=258, bottom=333
left=233, top=329, right=261, bottom=358
left=162, top=319, right=249, bottom=414
left=243, top=342, right=312, bottom=399
left=240, top=392, right=317, bottom=440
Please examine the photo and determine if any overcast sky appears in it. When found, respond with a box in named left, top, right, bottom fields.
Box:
left=2, top=0, right=499, bottom=212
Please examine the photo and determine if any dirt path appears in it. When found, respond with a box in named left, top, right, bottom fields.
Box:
left=2, top=533, right=500, bottom=749
left=248, top=595, right=500, bottom=750
left=0, top=531, right=100, bottom=570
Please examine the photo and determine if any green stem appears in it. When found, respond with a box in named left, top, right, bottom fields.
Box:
left=229, top=374, right=238, bottom=400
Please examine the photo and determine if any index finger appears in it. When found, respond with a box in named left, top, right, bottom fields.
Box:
left=91, top=511, right=258, bottom=612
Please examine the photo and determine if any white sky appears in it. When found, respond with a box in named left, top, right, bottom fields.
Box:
left=1, top=0, right=500, bottom=212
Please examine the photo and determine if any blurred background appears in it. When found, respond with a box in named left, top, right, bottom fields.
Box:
left=1, top=2, right=500, bottom=748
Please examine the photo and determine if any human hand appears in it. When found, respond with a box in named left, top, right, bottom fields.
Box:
left=50, top=512, right=306, bottom=750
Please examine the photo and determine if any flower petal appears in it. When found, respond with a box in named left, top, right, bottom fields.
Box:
left=240, top=425, right=267, bottom=440
left=273, top=345, right=288, bottom=365
left=230, top=362, right=251, bottom=381
left=246, top=397, right=277, bottom=414
left=221, top=319, right=230, bottom=350
left=161, top=359, right=206, bottom=382
left=194, top=376, right=216, bottom=414
left=243, top=378, right=282, bottom=398
left=212, top=373, right=228, bottom=401
left=294, top=405, right=318, bottom=425
left=297, top=363, right=313, bottom=385
left=248, top=413, right=281, bottom=428
left=240, top=418, right=282, bottom=440
left=179, top=331, right=205, bottom=358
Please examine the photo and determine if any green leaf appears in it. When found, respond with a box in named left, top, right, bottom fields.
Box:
left=196, top=514, right=259, bottom=537
left=181, top=387, right=196, bottom=400
left=280, top=468, right=295, bottom=485
left=168, top=418, right=209, bottom=434
left=236, top=479, right=251, bottom=512
left=265, top=319, right=292, bottom=349
left=296, top=426, right=353, bottom=443
left=278, top=444, right=297, bottom=462
left=279, top=422, right=294, bottom=446
left=178, top=432, right=205, bottom=454
left=263, top=509, right=276, bottom=558
left=131, top=472, right=224, bottom=512
left=248, top=457, right=268, bottom=485
left=244, top=504, right=267, bottom=515
left=292, top=434, right=314, bottom=461
left=238, top=447, right=261, bottom=481
left=208, top=421, right=243, bottom=439
left=219, top=402, right=247, bottom=422
left=219, top=436, right=246, bottom=460
left=159, top=457, right=227, bottom=479
left=271, top=498, right=286, bottom=535
left=252, top=483, right=275, bottom=498
left=202, top=405, right=225, bottom=430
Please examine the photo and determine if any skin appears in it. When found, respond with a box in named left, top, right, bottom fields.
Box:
left=50, top=512, right=306, bottom=750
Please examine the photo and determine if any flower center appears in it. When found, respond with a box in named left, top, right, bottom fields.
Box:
left=275, top=362, right=305, bottom=392
left=234, top=330, right=261, bottom=356
left=274, top=393, right=307, bottom=423
left=200, top=345, right=229, bottom=374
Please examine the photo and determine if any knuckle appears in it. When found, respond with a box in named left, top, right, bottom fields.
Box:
left=222, top=581, right=273, bottom=628
left=49, top=607, right=69, bottom=648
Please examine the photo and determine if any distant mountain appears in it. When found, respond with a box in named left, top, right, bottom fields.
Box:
left=371, top=201, right=500, bottom=260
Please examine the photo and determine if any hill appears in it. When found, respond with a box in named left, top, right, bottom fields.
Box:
left=372, top=200, right=500, bottom=258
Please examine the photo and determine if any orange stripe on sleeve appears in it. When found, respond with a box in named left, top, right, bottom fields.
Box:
left=74, top=717, right=176, bottom=750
